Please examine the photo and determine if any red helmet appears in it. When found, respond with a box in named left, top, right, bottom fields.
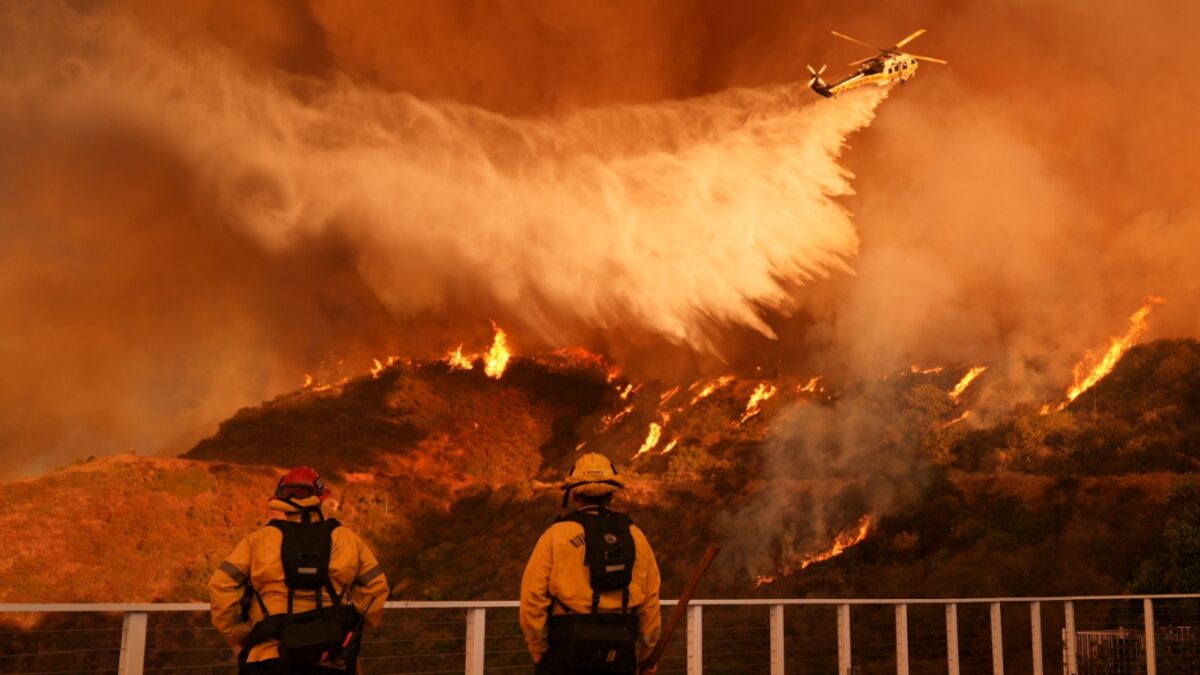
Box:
left=273, top=467, right=331, bottom=502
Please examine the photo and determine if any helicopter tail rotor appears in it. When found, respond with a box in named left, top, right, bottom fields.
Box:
left=806, top=63, right=828, bottom=86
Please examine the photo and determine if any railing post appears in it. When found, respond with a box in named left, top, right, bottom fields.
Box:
left=837, top=603, right=851, bottom=675
left=118, top=611, right=147, bottom=675
left=687, top=604, right=703, bottom=675
left=946, top=603, right=959, bottom=675
left=895, top=603, right=909, bottom=675
left=1064, top=601, right=1077, bottom=675
left=1144, top=598, right=1157, bottom=675
left=465, top=607, right=485, bottom=675
left=990, top=602, right=1004, bottom=675
left=1031, top=601, right=1043, bottom=675
left=770, top=604, right=785, bottom=675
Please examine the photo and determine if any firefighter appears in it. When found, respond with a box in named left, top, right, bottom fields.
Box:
left=209, top=467, right=389, bottom=674
left=520, top=453, right=662, bottom=675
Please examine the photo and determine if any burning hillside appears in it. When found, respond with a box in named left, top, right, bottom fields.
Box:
left=1, top=335, right=1199, bottom=605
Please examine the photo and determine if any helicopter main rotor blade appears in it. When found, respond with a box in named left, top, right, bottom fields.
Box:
left=909, top=53, right=948, bottom=64
left=893, top=28, right=927, bottom=49
left=831, top=30, right=884, bottom=52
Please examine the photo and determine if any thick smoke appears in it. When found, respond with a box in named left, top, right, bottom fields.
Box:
left=0, top=2, right=883, bottom=475
left=710, top=1, right=1200, bottom=576
left=2, top=0, right=1200, bottom=494
left=717, top=381, right=928, bottom=579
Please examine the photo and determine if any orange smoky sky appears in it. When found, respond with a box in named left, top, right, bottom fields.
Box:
left=1, top=0, right=1198, bottom=475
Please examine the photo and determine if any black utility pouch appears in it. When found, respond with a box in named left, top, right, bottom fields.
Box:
left=278, top=608, right=348, bottom=666
left=563, top=614, right=638, bottom=673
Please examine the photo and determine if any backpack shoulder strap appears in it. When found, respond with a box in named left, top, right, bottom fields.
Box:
left=322, top=519, right=343, bottom=606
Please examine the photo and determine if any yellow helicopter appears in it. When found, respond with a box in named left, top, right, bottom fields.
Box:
left=808, top=29, right=946, bottom=97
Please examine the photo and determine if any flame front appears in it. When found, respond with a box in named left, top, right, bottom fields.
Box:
left=798, top=376, right=824, bottom=394
left=755, top=515, right=873, bottom=587
left=483, top=324, right=511, bottom=379
left=941, top=411, right=971, bottom=428
left=445, top=345, right=475, bottom=371
left=949, top=366, right=987, bottom=402
left=1052, top=296, right=1164, bottom=411
left=636, top=423, right=663, bottom=455
left=598, top=404, right=635, bottom=433
left=738, top=383, right=778, bottom=424
left=690, top=376, right=735, bottom=405
left=370, top=356, right=400, bottom=378
left=443, top=324, right=512, bottom=377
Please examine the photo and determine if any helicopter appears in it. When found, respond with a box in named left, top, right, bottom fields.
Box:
left=807, top=28, right=946, bottom=98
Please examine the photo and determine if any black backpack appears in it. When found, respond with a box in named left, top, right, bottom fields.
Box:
left=557, top=508, right=638, bottom=608
left=242, top=518, right=363, bottom=668
left=551, top=508, right=639, bottom=672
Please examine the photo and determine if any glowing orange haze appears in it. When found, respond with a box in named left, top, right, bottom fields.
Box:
left=2, top=0, right=1200, bottom=476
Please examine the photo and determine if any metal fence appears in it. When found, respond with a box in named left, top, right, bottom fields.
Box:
left=1, top=595, right=1197, bottom=674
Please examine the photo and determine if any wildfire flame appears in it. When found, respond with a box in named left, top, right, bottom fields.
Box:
left=598, top=404, right=635, bottom=433
left=442, top=324, right=513, bottom=378
left=636, top=423, right=663, bottom=455
left=909, top=365, right=944, bottom=375
left=445, top=345, right=475, bottom=371
left=949, top=366, right=987, bottom=402
left=1051, top=296, right=1164, bottom=411
left=941, top=411, right=971, bottom=428
left=690, top=376, right=735, bottom=405
left=661, top=437, right=680, bottom=454
left=738, top=383, right=778, bottom=424
left=483, top=324, right=511, bottom=379
left=797, top=376, right=824, bottom=394
left=303, top=373, right=314, bottom=388
left=755, top=515, right=873, bottom=587
left=369, top=356, right=400, bottom=379
left=659, top=385, right=681, bottom=406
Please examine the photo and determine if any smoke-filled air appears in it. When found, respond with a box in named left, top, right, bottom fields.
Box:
left=3, top=0, right=1200, bottom=582
left=0, top=2, right=894, bottom=475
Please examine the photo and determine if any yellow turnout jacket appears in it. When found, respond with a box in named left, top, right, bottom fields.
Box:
left=209, top=504, right=389, bottom=664
left=519, top=506, right=662, bottom=661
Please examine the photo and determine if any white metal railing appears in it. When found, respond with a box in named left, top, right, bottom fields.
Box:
left=1, top=595, right=1197, bottom=674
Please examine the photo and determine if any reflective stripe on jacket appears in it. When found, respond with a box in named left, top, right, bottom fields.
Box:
left=208, top=508, right=389, bottom=664
left=519, top=507, right=662, bottom=661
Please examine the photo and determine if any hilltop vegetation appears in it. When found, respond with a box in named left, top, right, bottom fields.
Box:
left=2, top=340, right=1199, bottom=607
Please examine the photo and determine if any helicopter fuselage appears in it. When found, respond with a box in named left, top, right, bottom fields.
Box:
left=811, top=54, right=920, bottom=98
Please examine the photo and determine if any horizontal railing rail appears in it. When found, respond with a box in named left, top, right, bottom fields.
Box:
left=1, top=594, right=1197, bottom=674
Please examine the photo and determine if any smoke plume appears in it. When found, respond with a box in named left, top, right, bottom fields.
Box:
left=3, top=0, right=1200, bottom=491
left=0, top=2, right=884, bottom=474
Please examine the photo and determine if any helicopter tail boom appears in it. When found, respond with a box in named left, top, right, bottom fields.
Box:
left=807, top=64, right=832, bottom=97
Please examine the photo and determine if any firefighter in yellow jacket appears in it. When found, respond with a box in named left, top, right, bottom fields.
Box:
left=209, top=467, right=389, bottom=674
left=520, top=453, right=662, bottom=675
